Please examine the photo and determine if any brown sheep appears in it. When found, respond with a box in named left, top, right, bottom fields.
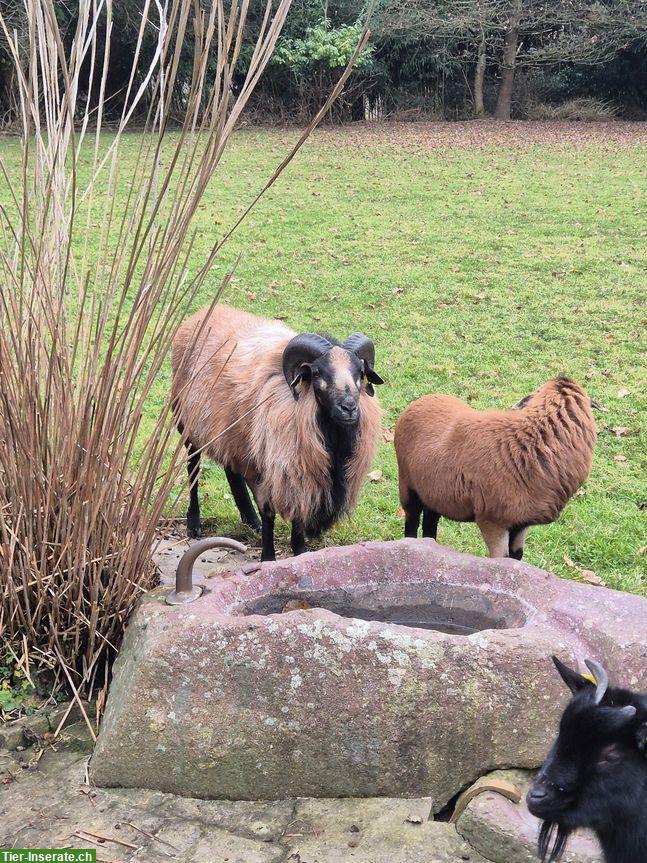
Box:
left=172, top=305, right=384, bottom=560
left=394, top=377, right=599, bottom=559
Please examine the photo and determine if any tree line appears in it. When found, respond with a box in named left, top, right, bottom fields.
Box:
left=0, top=0, right=645, bottom=126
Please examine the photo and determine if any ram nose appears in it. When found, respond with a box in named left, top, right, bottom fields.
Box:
left=338, top=398, right=359, bottom=423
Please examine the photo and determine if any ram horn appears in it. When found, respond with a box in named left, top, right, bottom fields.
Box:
left=342, top=332, right=376, bottom=368
left=282, top=333, right=333, bottom=393
left=584, top=659, right=609, bottom=705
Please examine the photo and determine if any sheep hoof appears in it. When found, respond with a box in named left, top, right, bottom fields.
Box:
left=187, top=518, right=202, bottom=539
left=509, top=548, right=523, bottom=561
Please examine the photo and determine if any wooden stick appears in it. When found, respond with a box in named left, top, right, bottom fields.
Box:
left=75, top=829, right=139, bottom=850
left=54, top=649, right=97, bottom=743
left=124, top=821, right=180, bottom=853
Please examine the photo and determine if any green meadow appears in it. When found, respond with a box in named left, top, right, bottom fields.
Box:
left=4, top=123, right=645, bottom=592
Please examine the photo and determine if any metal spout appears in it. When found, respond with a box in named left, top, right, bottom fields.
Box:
left=166, top=537, right=247, bottom=605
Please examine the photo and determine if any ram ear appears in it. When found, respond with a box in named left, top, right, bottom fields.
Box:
left=360, top=359, right=384, bottom=397
left=289, top=364, right=312, bottom=401
left=365, top=365, right=385, bottom=386
left=552, top=656, right=596, bottom=695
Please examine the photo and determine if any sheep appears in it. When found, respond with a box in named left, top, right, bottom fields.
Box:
left=527, top=656, right=647, bottom=863
left=393, top=377, right=599, bottom=559
left=171, top=305, right=384, bottom=561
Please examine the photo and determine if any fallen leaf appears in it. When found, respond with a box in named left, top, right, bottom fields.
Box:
left=379, top=321, right=387, bottom=329
left=292, top=278, right=306, bottom=287
left=246, top=291, right=256, bottom=301
left=613, top=454, right=627, bottom=462
left=563, top=555, right=606, bottom=586
left=580, top=570, right=606, bottom=586
left=381, top=428, right=395, bottom=442
left=617, top=388, right=630, bottom=398
left=612, top=426, right=632, bottom=437
left=368, top=469, right=383, bottom=482
left=396, top=507, right=405, bottom=519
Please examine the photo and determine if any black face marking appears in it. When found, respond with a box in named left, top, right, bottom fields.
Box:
left=298, top=346, right=366, bottom=537
left=307, top=347, right=364, bottom=428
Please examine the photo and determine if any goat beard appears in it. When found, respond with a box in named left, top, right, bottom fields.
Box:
left=538, top=821, right=570, bottom=863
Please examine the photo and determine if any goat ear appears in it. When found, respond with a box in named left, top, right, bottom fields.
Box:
left=512, top=394, right=532, bottom=410
left=552, top=655, right=595, bottom=695
left=598, top=705, right=637, bottom=732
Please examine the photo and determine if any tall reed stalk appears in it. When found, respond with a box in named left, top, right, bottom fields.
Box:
left=0, top=0, right=369, bottom=700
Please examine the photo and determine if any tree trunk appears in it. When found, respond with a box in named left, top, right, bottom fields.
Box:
left=474, top=32, right=486, bottom=117
left=494, top=0, right=522, bottom=121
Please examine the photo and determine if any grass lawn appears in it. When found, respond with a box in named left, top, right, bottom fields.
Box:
left=5, top=122, right=646, bottom=593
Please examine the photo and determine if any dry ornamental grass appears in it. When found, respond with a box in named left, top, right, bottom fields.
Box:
left=0, top=0, right=367, bottom=701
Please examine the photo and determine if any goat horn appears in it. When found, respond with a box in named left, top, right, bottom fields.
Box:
left=342, top=333, right=376, bottom=368
left=282, top=333, right=332, bottom=387
left=584, top=659, right=609, bottom=705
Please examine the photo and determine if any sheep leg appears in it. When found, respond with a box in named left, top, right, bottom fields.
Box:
left=508, top=525, right=529, bottom=560
left=476, top=518, right=509, bottom=558
left=225, top=468, right=261, bottom=532
left=186, top=441, right=202, bottom=538
left=422, top=508, right=440, bottom=539
left=260, top=508, right=276, bottom=562
left=290, top=522, right=307, bottom=556
left=403, top=488, right=423, bottom=538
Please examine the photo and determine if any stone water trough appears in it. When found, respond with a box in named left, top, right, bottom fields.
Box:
left=91, top=539, right=646, bottom=809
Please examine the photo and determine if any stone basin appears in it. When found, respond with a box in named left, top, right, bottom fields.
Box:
left=91, top=539, right=647, bottom=807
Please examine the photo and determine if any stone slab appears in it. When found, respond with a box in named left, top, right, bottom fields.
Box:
left=283, top=798, right=486, bottom=863
left=1, top=746, right=486, bottom=863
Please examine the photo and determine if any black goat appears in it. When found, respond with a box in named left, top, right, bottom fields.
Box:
left=527, top=657, right=647, bottom=863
